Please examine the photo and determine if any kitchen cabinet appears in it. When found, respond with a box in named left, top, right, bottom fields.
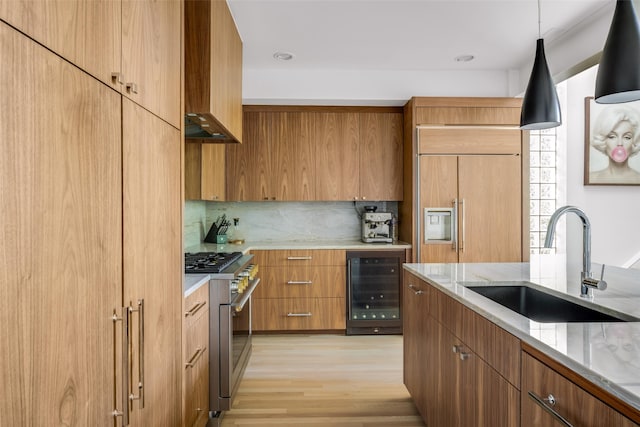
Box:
left=0, top=0, right=121, bottom=92
left=185, top=0, right=243, bottom=142
left=123, top=98, right=182, bottom=426
left=313, top=112, right=360, bottom=200
left=402, top=273, right=431, bottom=420
left=521, top=351, right=638, bottom=427
left=227, top=107, right=403, bottom=201
left=251, top=250, right=346, bottom=331
left=403, top=270, right=520, bottom=427
left=0, top=20, right=183, bottom=426
left=0, top=0, right=182, bottom=128
left=0, top=22, right=122, bottom=425
left=185, top=143, right=226, bottom=201
left=418, top=127, right=523, bottom=263
left=399, top=97, right=527, bottom=263
left=358, top=112, right=403, bottom=201
left=121, top=0, right=181, bottom=128
left=183, top=284, right=210, bottom=427
left=226, top=111, right=314, bottom=201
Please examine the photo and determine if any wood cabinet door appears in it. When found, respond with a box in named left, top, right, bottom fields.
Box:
left=1, top=23, right=122, bottom=425
left=185, top=143, right=226, bottom=201
left=359, top=112, right=403, bottom=201
left=402, top=273, right=430, bottom=420
left=271, top=112, right=315, bottom=200
left=227, top=111, right=266, bottom=200
left=419, top=155, right=459, bottom=263
left=314, top=112, right=360, bottom=200
left=458, top=155, right=522, bottom=262
left=0, top=0, right=121, bottom=91
left=123, top=99, right=182, bottom=426
left=122, top=0, right=181, bottom=128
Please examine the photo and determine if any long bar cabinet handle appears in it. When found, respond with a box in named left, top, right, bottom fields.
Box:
left=452, top=199, right=458, bottom=252
left=185, top=301, right=206, bottom=317
left=408, top=284, right=424, bottom=295
left=287, top=312, right=312, bottom=317
left=459, top=198, right=466, bottom=252
left=127, top=300, right=145, bottom=409
left=185, top=347, right=206, bottom=368
left=122, top=306, right=131, bottom=425
left=527, top=391, right=573, bottom=427
left=287, top=280, right=313, bottom=285
left=287, top=256, right=312, bottom=260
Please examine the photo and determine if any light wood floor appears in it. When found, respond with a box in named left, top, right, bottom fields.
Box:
left=220, top=334, right=426, bottom=426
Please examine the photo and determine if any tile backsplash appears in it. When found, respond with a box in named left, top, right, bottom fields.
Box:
left=184, top=200, right=398, bottom=248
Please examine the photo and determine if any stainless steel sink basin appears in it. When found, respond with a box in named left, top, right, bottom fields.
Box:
left=463, top=284, right=628, bottom=323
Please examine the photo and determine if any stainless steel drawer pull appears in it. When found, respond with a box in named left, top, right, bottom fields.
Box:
left=408, top=284, right=424, bottom=295
left=459, top=352, right=470, bottom=361
left=185, top=301, right=207, bottom=317
left=287, top=280, right=312, bottom=285
left=528, top=391, right=573, bottom=427
left=287, top=312, right=312, bottom=317
left=185, top=347, right=206, bottom=368
left=287, top=256, right=312, bottom=260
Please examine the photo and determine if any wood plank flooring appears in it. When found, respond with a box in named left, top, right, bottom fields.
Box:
left=221, top=334, right=426, bottom=426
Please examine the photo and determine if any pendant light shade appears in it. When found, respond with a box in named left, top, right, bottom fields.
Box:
left=520, top=39, right=562, bottom=130
left=595, top=0, right=640, bottom=104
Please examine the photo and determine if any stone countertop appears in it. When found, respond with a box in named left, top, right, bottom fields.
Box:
left=403, top=255, right=640, bottom=413
left=185, top=239, right=411, bottom=254
left=183, top=273, right=210, bottom=297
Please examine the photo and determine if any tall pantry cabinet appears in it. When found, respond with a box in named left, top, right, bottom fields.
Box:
left=399, top=97, right=528, bottom=263
left=0, top=0, right=182, bottom=424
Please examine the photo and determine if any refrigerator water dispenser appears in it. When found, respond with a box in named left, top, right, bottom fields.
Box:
left=424, top=208, right=454, bottom=243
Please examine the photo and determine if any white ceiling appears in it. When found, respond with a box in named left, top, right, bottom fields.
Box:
left=227, top=0, right=621, bottom=104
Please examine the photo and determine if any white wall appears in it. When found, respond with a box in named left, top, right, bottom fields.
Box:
left=564, top=66, right=640, bottom=268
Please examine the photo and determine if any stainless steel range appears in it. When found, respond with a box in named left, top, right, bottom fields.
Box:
left=184, top=251, right=260, bottom=425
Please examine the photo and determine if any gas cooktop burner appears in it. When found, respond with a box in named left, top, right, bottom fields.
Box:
left=184, top=251, right=243, bottom=274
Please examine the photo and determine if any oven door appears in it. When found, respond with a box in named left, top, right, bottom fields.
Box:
left=218, top=278, right=260, bottom=410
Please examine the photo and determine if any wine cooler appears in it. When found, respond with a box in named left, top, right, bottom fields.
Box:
left=346, top=250, right=406, bottom=335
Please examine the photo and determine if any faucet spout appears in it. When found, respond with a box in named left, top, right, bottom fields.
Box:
left=544, top=205, right=597, bottom=298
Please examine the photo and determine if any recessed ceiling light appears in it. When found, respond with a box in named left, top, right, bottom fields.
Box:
left=454, top=54, right=475, bottom=62
left=273, top=51, right=294, bottom=61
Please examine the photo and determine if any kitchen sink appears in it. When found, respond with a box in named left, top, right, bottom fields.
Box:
left=463, top=283, right=629, bottom=323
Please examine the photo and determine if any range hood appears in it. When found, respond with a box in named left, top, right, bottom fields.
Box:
left=184, top=0, right=243, bottom=143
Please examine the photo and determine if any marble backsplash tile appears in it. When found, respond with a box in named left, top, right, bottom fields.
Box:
left=184, top=200, right=398, bottom=245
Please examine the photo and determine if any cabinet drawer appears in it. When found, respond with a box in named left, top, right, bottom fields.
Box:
left=184, top=344, right=209, bottom=427
left=253, top=265, right=345, bottom=299
left=184, top=305, right=209, bottom=427
left=252, top=298, right=346, bottom=331
left=461, top=305, right=520, bottom=388
left=252, top=249, right=346, bottom=266
left=521, top=352, right=638, bottom=427
left=185, top=282, right=209, bottom=328
left=430, top=287, right=462, bottom=337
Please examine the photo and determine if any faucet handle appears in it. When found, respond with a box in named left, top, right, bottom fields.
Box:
left=583, top=264, right=608, bottom=291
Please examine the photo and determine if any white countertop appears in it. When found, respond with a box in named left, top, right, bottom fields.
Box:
left=185, top=239, right=411, bottom=254
left=403, top=255, right=640, bottom=412
left=183, top=273, right=210, bottom=297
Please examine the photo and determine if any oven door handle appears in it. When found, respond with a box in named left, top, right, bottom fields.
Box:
left=231, top=278, right=261, bottom=312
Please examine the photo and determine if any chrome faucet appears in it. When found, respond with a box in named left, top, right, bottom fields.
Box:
left=543, top=205, right=607, bottom=298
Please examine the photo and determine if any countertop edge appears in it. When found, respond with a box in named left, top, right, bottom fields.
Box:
left=184, top=274, right=210, bottom=297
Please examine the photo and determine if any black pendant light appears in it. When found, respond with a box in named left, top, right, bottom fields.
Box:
left=520, top=0, right=562, bottom=130
left=595, top=0, right=640, bottom=104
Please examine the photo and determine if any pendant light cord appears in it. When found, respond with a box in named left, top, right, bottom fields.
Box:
left=538, top=0, right=541, bottom=38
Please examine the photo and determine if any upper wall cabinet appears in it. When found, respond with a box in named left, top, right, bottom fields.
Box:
left=185, top=0, right=243, bottom=142
left=227, top=107, right=403, bottom=202
left=121, top=0, right=181, bottom=128
left=0, top=0, right=182, bottom=128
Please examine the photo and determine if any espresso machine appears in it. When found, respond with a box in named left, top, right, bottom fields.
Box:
left=361, top=207, right=393, bottom=243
